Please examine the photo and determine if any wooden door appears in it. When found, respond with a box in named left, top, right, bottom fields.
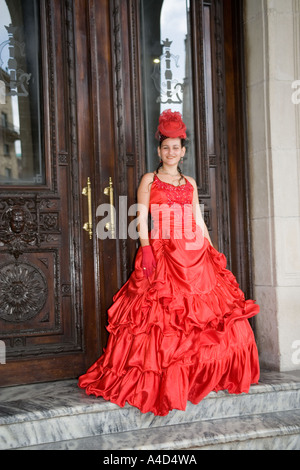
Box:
left=0, top=0, right=125, bottom=386
left=90, top=0, right=255, bottom=358
left=93, top=0, right=253, bottom=300
left=137, top=0, right=253, bottom=297
left=89, top=0, right=144, bottom=349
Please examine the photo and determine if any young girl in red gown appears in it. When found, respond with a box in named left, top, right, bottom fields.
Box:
left=78, top=110, right=260, bottom=416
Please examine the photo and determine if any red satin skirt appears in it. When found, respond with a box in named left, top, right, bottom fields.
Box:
left=78, top=236, right=260, bottom=416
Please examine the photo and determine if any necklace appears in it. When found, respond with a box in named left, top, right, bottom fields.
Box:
left=159, top=168, right=180, bottom=178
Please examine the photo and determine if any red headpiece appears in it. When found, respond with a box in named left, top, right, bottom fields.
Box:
left=155, top=109, right=187, bottom=141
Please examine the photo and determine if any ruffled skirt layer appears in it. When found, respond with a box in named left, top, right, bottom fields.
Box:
left=79, top=236, right=260, bottom=416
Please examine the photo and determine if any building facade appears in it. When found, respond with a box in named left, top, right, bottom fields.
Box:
left=0, top=0, right=299, bottom=387
left=0, top=70, right=20, bottom=183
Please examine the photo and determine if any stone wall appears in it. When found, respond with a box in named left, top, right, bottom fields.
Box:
left=244, top=0, right=300, bottom=371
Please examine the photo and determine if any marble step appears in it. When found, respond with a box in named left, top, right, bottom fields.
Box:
left=0, top=370, right=299, bottom=450
left=23, top=409, right=300, bottom=450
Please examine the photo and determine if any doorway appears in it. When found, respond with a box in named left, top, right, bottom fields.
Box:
left=0, top=0, right=253, bottom=386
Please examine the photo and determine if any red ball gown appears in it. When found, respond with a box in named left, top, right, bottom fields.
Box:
left=78, top=174, right=260, bottom=416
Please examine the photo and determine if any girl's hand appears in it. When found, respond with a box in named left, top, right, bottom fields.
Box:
left=142, top=245, right=157, bottom=278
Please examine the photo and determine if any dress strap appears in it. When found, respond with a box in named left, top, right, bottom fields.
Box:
left=182, top=174, right=188, bottom=185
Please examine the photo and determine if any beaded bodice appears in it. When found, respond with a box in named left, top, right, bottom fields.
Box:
left=149, top=174, right=195, bottom=240
left=150, top=174, right=194, bottom=207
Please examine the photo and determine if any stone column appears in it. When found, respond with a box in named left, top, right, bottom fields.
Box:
left=244, top=0, right=300, bottom=371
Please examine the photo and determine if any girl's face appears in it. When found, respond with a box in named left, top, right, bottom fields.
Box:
left=158, top=138, right=186, bottom=168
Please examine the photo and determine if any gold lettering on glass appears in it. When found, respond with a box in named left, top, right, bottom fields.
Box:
left=1, top=24, right=32, bottom=97
left=151, top=38, right=184, bottom=105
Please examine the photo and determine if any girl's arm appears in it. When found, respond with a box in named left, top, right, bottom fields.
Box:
left=137, top=173, right=153, bottom=247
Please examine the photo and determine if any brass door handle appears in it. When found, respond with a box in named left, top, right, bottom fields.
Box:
left=104, top=177, right=116, bottom=239
left=82, top=177, right=93, bottom=239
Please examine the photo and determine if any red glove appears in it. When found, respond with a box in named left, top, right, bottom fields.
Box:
left=142, top=245, right=157, bottom=278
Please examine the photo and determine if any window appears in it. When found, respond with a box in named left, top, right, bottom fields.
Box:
left=140, top=0, right=196, bottom=177
left=3, top=143, right=9, bottom=156
left=4, top=167, right=11, bottom=179
left=1, top=112, right=8, bottom=128
left=0, top=0, right=44, bottom=185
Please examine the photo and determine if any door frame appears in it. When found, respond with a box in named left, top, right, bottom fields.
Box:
left=222, top=0, right=254, bottom=302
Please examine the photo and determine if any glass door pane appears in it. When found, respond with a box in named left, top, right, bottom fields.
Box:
left=0, top=0, right=44, bottom=185
left=140, top=0, right=196, bottom=177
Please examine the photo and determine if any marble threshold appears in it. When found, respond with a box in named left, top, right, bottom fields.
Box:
left=23, top=409, right=300, bottom=450
left=0, top=370, right=299, bottom=450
